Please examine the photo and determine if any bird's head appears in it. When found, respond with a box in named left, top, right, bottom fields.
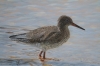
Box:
left=58, top=15, right=85, bottom=30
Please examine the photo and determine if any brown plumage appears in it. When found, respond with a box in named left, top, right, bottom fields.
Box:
left=9, top=15, right=85, bottom=61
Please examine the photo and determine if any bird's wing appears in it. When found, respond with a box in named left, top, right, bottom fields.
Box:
left=26, top=26, right=60, bottom=43
left=43, top=31, right=61, bottom=43
left=9, top=26, right=59, bottom=43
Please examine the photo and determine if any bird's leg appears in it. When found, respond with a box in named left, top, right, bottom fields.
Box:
left=40, top=51, right=60, bottom=61
left=39, top=51, right=46, bottom=62
left=40, top=51, right=46, bottom=61
left=39, top=51, right=43, bottom=58
left=43, top=51, right=46, bottom=59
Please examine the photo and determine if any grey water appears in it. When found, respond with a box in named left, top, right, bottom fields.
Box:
left=0, top=0, right=100, bottom=66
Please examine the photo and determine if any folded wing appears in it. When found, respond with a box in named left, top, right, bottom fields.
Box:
left=9, top=26, right=59, bottom=43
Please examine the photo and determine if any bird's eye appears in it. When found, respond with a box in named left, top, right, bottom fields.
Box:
left=66, top=19, right=69, bottom=22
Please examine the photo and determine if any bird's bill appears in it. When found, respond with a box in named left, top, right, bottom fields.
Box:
left=71, top=23, right=85, bottom=30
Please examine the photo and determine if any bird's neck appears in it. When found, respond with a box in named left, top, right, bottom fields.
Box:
left=59, top=26, right=70, bottom=37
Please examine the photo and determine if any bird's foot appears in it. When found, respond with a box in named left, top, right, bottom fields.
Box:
left=39, top=56, right=42, bottom=59
left=45, top=58, right=60, bottom=61
left=39, top=58, right=45, bottom=62
left=39, top=57, right=60, bottom=62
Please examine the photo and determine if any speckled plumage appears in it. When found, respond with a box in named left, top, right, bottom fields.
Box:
left=9, top=15, right=85, bottom=60
left=9, top=26, right=70, bottom=50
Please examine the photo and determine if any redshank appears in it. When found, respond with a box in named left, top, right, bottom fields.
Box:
left=9, top=15, right=85, bottom=61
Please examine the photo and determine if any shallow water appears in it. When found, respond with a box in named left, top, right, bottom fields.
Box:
left=0, top=0, right=100, bottom=66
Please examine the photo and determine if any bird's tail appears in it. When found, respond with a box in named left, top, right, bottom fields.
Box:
left=9, top=33, right=27, bottom=42
left=9, top=35, right=18, bottom=39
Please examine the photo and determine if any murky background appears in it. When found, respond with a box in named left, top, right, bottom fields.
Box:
left=0, top=0, right=100, bottom=66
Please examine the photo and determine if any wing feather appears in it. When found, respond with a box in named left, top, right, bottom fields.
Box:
left=9, top=26, right=60, bottom=43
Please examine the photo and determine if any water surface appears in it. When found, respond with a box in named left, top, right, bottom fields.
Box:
left=0, top=0, right=100, bottom=66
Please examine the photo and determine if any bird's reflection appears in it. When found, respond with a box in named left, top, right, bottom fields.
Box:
left=42, top=61, right=52, bottom=66
left=41, top=58, right=60, bottom=66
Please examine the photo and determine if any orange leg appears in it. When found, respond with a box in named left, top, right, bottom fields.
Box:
left=39, top=51, right=59, bottom=61
left=39, top=51, right=46, bottom=61
left=39, top=51, right=43, bottom=58
left=39, top=51, right=45, bottom=61
left=43, top=51, right=46, bottom=59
